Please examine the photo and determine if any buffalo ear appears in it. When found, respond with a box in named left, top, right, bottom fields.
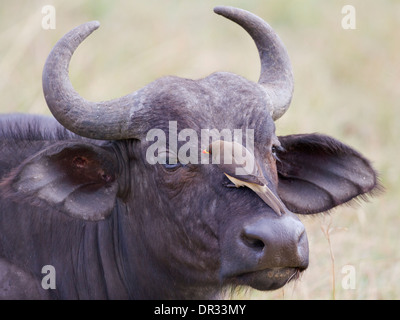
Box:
left=276, top=133, right=380, bottom=214
left=1, top=142, right=119, bottom=221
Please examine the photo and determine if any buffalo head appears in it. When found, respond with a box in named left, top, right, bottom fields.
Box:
left=2, top=6, right=378, bottom=298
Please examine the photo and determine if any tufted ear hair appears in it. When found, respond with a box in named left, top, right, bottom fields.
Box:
left=0, top=142, right=119, bottom=221
left=276, top=133, right=381, bottom=214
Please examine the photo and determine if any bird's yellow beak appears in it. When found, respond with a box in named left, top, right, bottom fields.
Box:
left=224, top=173, right=285, bottom=216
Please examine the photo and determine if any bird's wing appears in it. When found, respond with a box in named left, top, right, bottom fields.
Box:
left=222, top=157, right=264, bottom=186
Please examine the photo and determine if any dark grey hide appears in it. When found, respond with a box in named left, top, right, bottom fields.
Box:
left=0, top=7, right=380, bottom=299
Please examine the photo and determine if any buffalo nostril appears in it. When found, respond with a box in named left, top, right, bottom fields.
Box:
left=241, top=230, right=265, bottom=251
left=298, top=229, right=306, bottom=244
left=243, top=236, right=265, bottom=250
left=240, top=216, right=309, bottom=269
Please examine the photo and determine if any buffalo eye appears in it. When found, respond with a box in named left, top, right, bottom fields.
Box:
left=160, top=151, right=184, bottom=171
left=163, top=159, right=181, bottom=171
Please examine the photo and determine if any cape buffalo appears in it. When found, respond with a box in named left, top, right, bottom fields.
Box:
left=0, top=6, right=379, bottom=299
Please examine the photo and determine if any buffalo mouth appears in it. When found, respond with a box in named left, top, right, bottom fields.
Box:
left=232, top=267, right=305, bottom=291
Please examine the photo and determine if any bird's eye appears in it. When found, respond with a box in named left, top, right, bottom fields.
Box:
left=271, top=144, right=284, bottom=161
left=271, top=146, right=278, bottom=160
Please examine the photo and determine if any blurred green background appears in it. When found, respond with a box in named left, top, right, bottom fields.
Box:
left=0, top=0, right=398, bottom=299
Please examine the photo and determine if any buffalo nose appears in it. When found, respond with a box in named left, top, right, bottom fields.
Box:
left=241, top=214, right=309, bottom=269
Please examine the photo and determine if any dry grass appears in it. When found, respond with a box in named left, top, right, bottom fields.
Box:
left=0, top=0, right=399, bottom=299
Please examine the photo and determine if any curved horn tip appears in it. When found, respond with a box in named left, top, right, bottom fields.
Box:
left=213, top=5, right=294, bottom=121
left=213, top=6, right=228, bottom=14
left=68, top=21, right=100, bottom=39
left=77, top=20, right=101, bottom=35
left=213, top=6, right=236, bottom=15
left=86, top=20, right=100, bottom=30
